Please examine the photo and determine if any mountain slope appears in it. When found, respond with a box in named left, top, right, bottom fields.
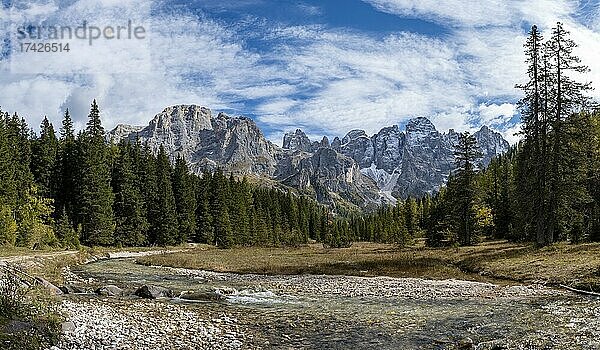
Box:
left=108, top=104, right=509, bottom=206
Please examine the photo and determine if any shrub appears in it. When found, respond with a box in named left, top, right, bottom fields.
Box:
left=0, top=267, right=62, bottom=350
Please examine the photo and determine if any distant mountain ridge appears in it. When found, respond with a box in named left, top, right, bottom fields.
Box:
left=108, top=105, right=509, bottom=208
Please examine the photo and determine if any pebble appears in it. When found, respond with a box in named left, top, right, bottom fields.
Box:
left=53, top=299, right=245, bottom=350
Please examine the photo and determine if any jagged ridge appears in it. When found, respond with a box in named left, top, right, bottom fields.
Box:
left=108, top=105, right=509, bottom=207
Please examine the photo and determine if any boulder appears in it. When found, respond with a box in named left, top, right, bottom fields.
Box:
left=59, top=285, right=85, bottom=294
left=95, top=285, right=124, bottom=296
left=179, top=291, right=225, bottom=302
left=457, top=337, right=475, bottom=349
left=34, top=277, right=63, bottom=295
left=134, top=285, right=174, bottom=299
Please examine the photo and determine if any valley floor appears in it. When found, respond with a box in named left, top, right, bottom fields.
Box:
left=138, top=240, right=600, bottom=292
left=3, top=241, right=600, bottom=349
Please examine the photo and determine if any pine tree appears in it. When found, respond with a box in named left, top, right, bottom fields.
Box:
left=54, top=208, right=79, bottom=249
left=141, top=145, right=160, bottom=244
left=172, top=155, right=196, bottom=244
left=452, top=132, right=483, bottom=246
left=0, top=110, right=17, bottom=208
left=112, top=142, right=148, bottom=246
left=403, top=197, right=419, bottom=238
left=55, top=109, right=78, bottom=221
left=545, top=22, right=593, bottom=243
left=515, top=25, right=549, bottom=245
left=31, top=117, right=58, bottom=198
left=211, top=170, right=233, bottom=248
left=152, top=146, right=179, bottom=246
left=195, top=173, right=214, bottom=244
left=78, top=100, right=115, bottom=246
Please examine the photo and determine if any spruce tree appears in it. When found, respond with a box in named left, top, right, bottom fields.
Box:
left=139, top=144, right=160, bottom=244
left=54, top=208, right=80, bottom=249
left=78, top=100, right=115, bottom=246
left=515, top=25, right=549, bottom=245
left=452, top=132, right=483, bottom=246
left=0, top=110, right=17, bottom=208
left=211, top=170, right=233, bottom=248
left=55, top=109, right=78, bottom=221
left=172, top=156, right=196, bottom=244
left=195, top=173, right=214, bottom=244
left=31, top=117, right=58, bottom=198
left=112, top=143, right=148, bottom=246
left=152, top=146, right=179, bottom=246
left=545, top=22, right=593, bottom=243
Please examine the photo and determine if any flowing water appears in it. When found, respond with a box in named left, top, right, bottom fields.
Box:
left=71, top=258, right=600, bottom=349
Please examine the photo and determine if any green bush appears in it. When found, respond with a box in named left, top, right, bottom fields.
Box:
left=0, top=268, right=61, bottom=350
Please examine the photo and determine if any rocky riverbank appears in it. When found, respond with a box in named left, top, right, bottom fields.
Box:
left=51, top=298, right=247, bottom=350
left=43, top=257, right=600, bottom=350
left=157, top=265, right=563, bottom=300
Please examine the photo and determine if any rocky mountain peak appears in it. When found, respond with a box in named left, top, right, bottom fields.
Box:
left=474, top=125, right=510, bottom=165
left=282, top=129, right=313, bottom=152
left=106, top=124, right=144, bottom=143
left=149, top=105, right=213, bottom=132
left=342, top=129, right=369, bottom=144
left=108, top=106, right=510, bottom=207
left=406, top=117, right=437, bottom=134
left=107, top=104, right=278, bottom=175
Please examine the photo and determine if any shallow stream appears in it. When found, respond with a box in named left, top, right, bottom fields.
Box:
left=70, top=258, right=600, bottom=349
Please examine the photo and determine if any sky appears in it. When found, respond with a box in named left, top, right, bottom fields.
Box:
left=1, top=0, right=600, bottom=145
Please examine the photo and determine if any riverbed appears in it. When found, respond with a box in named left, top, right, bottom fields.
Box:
left=52, top=258, right=600, bottom=349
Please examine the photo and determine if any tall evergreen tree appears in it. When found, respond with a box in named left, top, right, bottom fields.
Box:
left=31, top=117, right=58, bottom=198
left=112, top=142, right=148, bottom=246
left=545, top=22, right=593, bottom=243
left=452, top=132, right=483, bottom=246
left=172, top=155, right=196, bottom=244
left=55, top=109, right=78, bottom=222
left=195, top=172, right=214, bottom=244
left=515, top=25, right=550, bottom=245
left=211, top=170, right=233, bottom=248
left=151, top=146, right=179, bottom=246
left=78, top=100, right=115, bottom=246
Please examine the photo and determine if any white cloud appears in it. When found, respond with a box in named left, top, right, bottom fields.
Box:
left=477, top=103, right=517, bottom=127
left=362, top=0, right=576, bottom=27
left=1, top=0, right=598, bottom=147
left=501, top=122, right=522, bottom=145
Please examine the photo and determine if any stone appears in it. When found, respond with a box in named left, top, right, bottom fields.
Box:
left=457, top=337, right=475, bottom=349
left=34, top=276, right=63, bottom=295
left=61, top=321, right=76, bottom=333
left=134, top=285, right=174, bottom=299
left=59, top=285, right=85, bottom=294
left=179, top=291, right=225, bottom=302
left=95, top=285, right=124, bottom=296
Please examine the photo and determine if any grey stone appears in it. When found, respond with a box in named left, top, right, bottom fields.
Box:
left=59, top=285, right=85, bottom=294
left=179, top=291, right=225, bottom=302
left=95, top=285, right=124, bottom=296
left=61, top=321, right=76, bottom=333
left=457, top=337, right=475, bottom=349
left=34, top=276, right=63, bottom=295
left=134, top=285, right=174, bottom=299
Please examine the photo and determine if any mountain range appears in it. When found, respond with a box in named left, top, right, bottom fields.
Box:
left=108, top=105, right=509, bottom=209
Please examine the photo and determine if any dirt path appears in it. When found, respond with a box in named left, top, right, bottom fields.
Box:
left=0, top=250, right=80, bottom=264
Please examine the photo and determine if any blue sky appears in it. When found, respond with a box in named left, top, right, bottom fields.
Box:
left=1, top=0, right=600, bottom=144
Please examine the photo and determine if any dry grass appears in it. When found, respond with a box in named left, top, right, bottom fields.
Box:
left=138, top=241, right=600, bottom=290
